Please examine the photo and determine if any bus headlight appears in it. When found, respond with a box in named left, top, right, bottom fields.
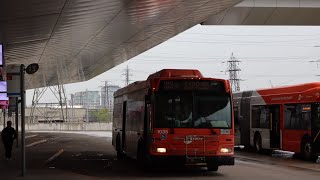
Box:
left=156, top=148, right=167, bottom=153
left=220, top=147, right=232, bottom=153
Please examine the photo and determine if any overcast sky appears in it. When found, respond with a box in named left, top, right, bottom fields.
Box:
left=26, top=25, right=320, bottom=106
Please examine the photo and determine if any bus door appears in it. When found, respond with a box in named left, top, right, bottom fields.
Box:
left=234, top=106, right=241, bottom=145
left=270, top=105, right=280, bottom=149
left=122, top=101, right=127, bottom=150
left=239, top=91, right=253, bottom=147
left=311, top=103, right=320, bottom=153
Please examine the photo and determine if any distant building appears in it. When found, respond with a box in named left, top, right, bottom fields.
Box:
left=70, top=91, right=100, bottom=108
left=100, top=85, right=121, bottom=110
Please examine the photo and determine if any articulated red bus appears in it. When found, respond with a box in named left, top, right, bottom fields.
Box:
left=233, top=82, right=320, bottom=160
left=112, top=69, right=234, bottom=171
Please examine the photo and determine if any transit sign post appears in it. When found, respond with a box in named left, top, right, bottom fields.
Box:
left=6, top=62, right=39, bottom=176
left=20, top=64, right=25, bottom=176
left=20, top=63, right=38, bottom=176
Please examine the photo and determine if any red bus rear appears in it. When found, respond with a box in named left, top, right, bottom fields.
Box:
left=112, top=69, right=234, bottom=171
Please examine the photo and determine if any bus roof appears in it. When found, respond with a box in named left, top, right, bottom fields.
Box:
left=114, top=69, right=229, bottom=97
left=233, top=82, right=320, bottom=104
left=257, top=82, right=320, bottom=95
left=147, top=69, right=204, bottom=80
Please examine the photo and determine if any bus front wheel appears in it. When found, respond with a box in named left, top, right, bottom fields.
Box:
left=207, top=161, right=219, bottom=171
left=207, top=165, right=219, bottom=171
left=116, top=135, right=125, bottom=159
left=137, top=142, right=153, bottom=171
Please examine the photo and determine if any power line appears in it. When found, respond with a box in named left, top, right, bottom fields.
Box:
left=167, top=40, right=320, bottom=47
left=174, top=37, right=320, bottom=43
left=138, top=54, right=317, bottom=60
left=184, top=32, right=320, bottom=37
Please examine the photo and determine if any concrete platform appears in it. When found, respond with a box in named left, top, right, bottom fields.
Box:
left=0, top=132, right=108, bottom=179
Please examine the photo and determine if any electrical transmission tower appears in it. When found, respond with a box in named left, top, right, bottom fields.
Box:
left=227, top=53, right=241, bottom=92
left=100, top=81, right=109, bottom=109
left=123, top=65, right=132, bottom=86
left=30, top=84, right=68, bottom=123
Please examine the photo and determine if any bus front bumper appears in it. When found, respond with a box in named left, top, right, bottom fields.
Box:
left=148, top=156, right=234, bottom=166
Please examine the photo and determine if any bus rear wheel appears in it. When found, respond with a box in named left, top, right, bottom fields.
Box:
left=301, top=138, right=313, bottom=161
left=254, top=133, right=263, bottom=153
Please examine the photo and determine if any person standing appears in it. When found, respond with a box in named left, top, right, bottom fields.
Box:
left=1, top=121, right=17, bottom=160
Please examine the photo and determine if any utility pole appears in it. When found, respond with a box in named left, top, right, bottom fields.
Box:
left=123, top=65, right=132, bottom=86
left=86, top=89, right=89, bottom=122
left=227, top=53, right=241, bottom=92
left=104, top=81, right=108, bottom=109
left=106, top=83, right=109, bottom=109
left=57, top=84, right=65, bottom=122
left=71, top=94, right=74, bottom=121
left=100, top=81, right=109, bottom=109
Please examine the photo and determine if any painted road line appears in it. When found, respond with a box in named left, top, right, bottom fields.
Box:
left=43, top=149, right=64, bottom=166
left=26, top=134, right=38, bottom=139
left=26, top=139, right=47, bottom=147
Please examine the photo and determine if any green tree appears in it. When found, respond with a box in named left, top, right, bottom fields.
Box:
left=90, top=108, right=112, bottom=122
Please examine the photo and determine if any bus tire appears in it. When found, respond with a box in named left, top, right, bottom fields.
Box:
left=137, top=141, right=143, bottom=164
left=116, top=135, right=125, bottom=160
left=207, top=165, right=219, bottom=171
left=207, top=162, right=219, bottom=171
left=301, top=138, right=313, bottom=160
left=254, top=133, right=263, bottom=153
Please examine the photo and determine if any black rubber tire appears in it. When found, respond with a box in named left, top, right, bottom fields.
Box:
left=301, top=138, right=313, bottom=160
left=137, top=143, right=143, bottom=164
left=207, top=160, right=219, bottom=172
left=116, top=135, right=125, bottom=160
left=254, top=133, right=263, bottom=153
left=207, top=165, right=219, bottom=171
left=137, top=141, right=153, bottom=172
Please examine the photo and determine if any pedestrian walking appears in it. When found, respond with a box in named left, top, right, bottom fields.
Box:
left=1, top=121, right=17, bottom=160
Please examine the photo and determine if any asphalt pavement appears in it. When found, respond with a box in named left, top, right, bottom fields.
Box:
left=0, top=131, right=319, bottom=180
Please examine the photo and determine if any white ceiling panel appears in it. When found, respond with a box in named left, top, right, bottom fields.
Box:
left=0, top=0, right=242, bottom=89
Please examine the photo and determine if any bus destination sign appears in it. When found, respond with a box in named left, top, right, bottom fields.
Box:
left=159, top=80, right=224, bottom=91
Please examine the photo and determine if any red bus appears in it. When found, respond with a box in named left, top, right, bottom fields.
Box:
left=112, top=69, right=234, bottom=171
left=233, top=82, right=320, bottom=160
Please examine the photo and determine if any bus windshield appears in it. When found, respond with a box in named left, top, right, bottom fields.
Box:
left=154, top=92, right=232, bottom=129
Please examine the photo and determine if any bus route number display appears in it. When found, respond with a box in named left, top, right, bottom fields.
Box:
left=160, top=80, right=224, bottom=91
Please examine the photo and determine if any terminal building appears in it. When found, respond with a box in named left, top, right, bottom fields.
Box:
left=70, top=91, right=100, bottom=109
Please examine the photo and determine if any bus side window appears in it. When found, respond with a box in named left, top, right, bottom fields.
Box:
left=285, top=104, right=311, bottom=130
left=252, top=106, right=270, bottom=129
left=312, top=104, right=320, bottom=129
left=317, top=106, right=320, bottom=128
